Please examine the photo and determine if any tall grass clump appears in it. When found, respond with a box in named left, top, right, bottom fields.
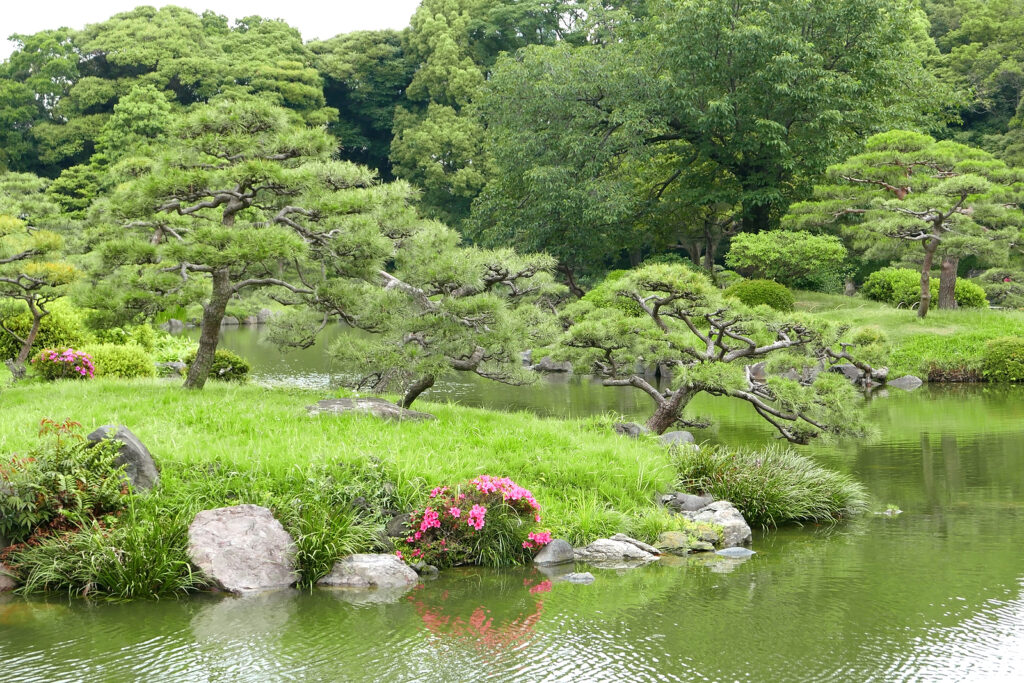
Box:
left=673, top=444, right=869, bottom=527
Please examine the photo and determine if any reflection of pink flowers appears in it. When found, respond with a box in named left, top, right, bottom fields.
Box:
left=467, top=505, right=487, bottom=530
left=529, top=580, right=552, bottom=594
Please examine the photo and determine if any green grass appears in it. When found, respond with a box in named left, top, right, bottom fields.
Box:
left=673, top=443, right=870, bottom=527
left=795, top=291, right=1024, bottom=378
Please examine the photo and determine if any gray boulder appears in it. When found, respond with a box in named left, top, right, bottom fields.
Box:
left=158, top=318, right=185, bottom=333
left=609, top=533, right=660, bottom=555
left=661, top=491, right=714, bottom=512
left=531, top=356, right=572, bottom=373
left=681, top=501, right=752, bottom=547
left=256, top=308, right=274, bottom=324
left=746, top=361, right=768, bottom=383
left=655, top=531, right=692, bottom=556
left=888, top=375, right=924, bottom=391
left=716, top=547, right=756, bottom=559
left=561, top=572, right=595, bottom=585
left=574, top=537, right=659, bottom=565
left=829, top=363, right=864, bottom=383
left=613, top=422, right=650, bottom=438
left=307, top=397, right=435, bottom=422
left=86, top=425, right=160, bottom=491
left=243, top=315, right=259, bottom=325
left=533, top=539, right=575, bottom=566
left=187, top=504, right=298, bottom=593
left=520, top=349, right=533, bottom=365
left=317, top=554, right=419, bottom=590
left=0, top=563, right=15, bottom=592
left=659, top=431, right=695, bottom=447
left=385, top=513, right=412, bottom=538
left=220, top=316, right=240, bottom=326
left=156, top=361, right=187, bottom=377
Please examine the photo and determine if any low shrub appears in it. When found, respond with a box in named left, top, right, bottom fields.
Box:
left=975, top=268, right=1024, bottom=309
left=725, top=230, right=847, bottom=291
left=30, top=348, right=95, bottom=380
left=184, top=348, right=250, bottom=381
left=0, top=419, right=128, bottom=545
left=582, top=270, right=645, bottom=317
left=397, top=475, right=552, bottom=568
left=724, top=279, right=795, bottom=312
left=981, top=337, right=1024, bottom=382
left=673, top=444, right=869, bottom=527
left=83, top=344, right=156, bottom=379
left=0, top=305, right=90, bottom=361
left=713, top=268, right=745, bottom=290
left=862, top=268, right=987, bottom=309
left=152, top=332, right=196, bottom=363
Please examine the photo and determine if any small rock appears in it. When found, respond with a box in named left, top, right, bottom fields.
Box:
left=156, top=361, right=187, bottom=377
left=307, top=397, right=435, bottom=422
left=533, top=539, right=575, bottom=566
left=574, top=538, right=658, bottom=564
left=655, top=531, right=692, bottom=556
left=888, top=375, right=923, bottom=391
left=317, top=554, right=419, bottom=590
left=520, top=350, right=533, bottom=365
left=243, top=315, right=259, bottom=325
left=0, top=564, right=16, bottom=592
left=86, top=425, right=160, bottom=491
left=609, top=533, right=660, bottom=555
left=187, top=504, right=298, bottom=593
left=561, top=572, right=595, bottom=585
left=220, top=316, right=240, bottom=326
left=385, top=513, right=412, bottom=538
left=681, top=501, right=752, bottom=548
left=689, top=540, right=715, bottom=552
left=256, top=308, right=274, bottom=324
left=659, top=431, right=695, bottom=447
left=696, top=525, right=721, bottom=545
left=158, top=318, right=185, bottom=333
left=746, top=361, right=767, bottom=383
left=662, top=492, right=714, bottom=513
left=716, top=547, right=756, bottom=558
left=613, top=422, right=649, bottom=438
left=828, top=363, right=864, bottom=383
left=531, top=356, right=573, bottom=373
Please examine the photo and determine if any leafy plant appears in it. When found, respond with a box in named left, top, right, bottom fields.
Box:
left=981, top=336, right=1024, bottom=382
left=184, top=348, right=250, bottom=382
left=0, top=304, right=90, bottom=362
left=724, top=279, right=795, bottom=312
left=83, top=344, right=155, bottom=379
left=30, top=348, right=96, bottom=380
left=862, top=267, right=987, bottom=309
left=726, top=230, right=848, bottom=290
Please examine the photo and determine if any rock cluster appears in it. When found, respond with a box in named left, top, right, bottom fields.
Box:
left=306, top=397, right=436, bottom=421
left=317, top=554, right=419, bottom=590
left=678, top=500, right=752, bottom=547
left=86, top=425, right=160, bottom=491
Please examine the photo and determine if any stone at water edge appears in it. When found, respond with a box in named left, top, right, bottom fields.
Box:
left=658, top=431, right=696, bottom=448
left=0, top=564, right=16, bottom=593
left=158, top=318, right=185, bottom=333
left=661, top=491, right=714, bottom=513
left=716, top=547, right=756, bottom=559
left=681, top=501, right=753, bottom=548
left=574, top=537, right=659, bottom=564
left=533, top=539, right=575, bottom=566
left=655, top=531, right=693, bottom=556
left=613, top=422, right=649, bottom=438
left=609, top=533, right=660, bottom=555
left=531, top=356, right=572, bottom=373
left=220, top=316, right=240, bottom=326
left=187, top=504, right=298, bottom=593
left=888, top=375, right=924, bottom=391
left=86, top=425, right=160, bottom=491
left=306, top=398, right=436, bottom=422
left=318, top=554, right=419, bottom=590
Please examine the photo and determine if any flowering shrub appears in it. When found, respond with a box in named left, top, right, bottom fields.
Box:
left=397, top=475, right=552, bottom=568
left=30, top=348, right=95, bottom=380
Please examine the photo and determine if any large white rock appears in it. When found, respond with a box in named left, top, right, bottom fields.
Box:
left=306, top=398, right=435, bottom=422
left=317, top=553, right=419, bottom=590
left=574, top=537, right=659, bottom=565
left=187, top=504, right=298, bottom=594
left=682, top=501, right=752, bottom=547
left=533, top=539, right=575, bottom=566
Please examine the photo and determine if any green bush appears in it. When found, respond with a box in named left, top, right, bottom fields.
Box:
left=975, top=268, right=1024, bottom=309
left=92, top=325, right=157, bottom=351
left=0, top=419, right=129, bottom=545
left=726, top=230, right=848, bottom=291
left=184, top=348, right=250, bottom=381
left=673, top=444, right=869, bottom=527
left=725, top=279, right=795, bottom=311
left=713, top=268, right=745, bottom=290
left=862, top=268, right=987, bottom=309
left=981, top=337, right=1024, bottom=382
left=82, top=344, right=156, bottom=379
left=0, top=305, right=90, bottom=361
left=152, top=331, right=196, bottom=363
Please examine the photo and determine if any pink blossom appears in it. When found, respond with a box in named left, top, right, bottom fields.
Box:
left=395, top=551, right=403, bottom=560
left=419, top=507, right=441, bottom=532
left=467, top=504, right=487, bottom=531
left=448, top=506, right=461, bottom=518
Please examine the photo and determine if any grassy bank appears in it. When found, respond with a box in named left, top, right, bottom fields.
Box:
left=795, top=292, right=1024, bottom=379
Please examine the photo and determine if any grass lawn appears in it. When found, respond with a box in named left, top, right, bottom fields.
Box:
left=795, top=292, right=1024, bottom=378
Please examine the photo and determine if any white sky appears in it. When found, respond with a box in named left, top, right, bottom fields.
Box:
left=0, top=1, right=422, bottom=61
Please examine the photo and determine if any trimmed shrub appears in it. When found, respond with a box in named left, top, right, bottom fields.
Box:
left=981, top=337, right=1024, bottom=382
left=726, top=230, right=847, bottom=290
left=713, top=268, right=745, bottom=290
left=92, top=325, right=157, bottom=352
left=582, top=270, right=645, bottom=316
left=0, top=305, right=90, bottom=361
left=975, top=268, right=1024, bottom=309
left=184, top=348, right=250, bottom=381
left=673, top=444, right=869, bottom=527
left=30, top=348, right=95, bottom=380
left=862, top=268, right=987, bottom=308
left=725, top=279, right=795, bottom=311
left=83, top=344, right=156, bottom=379
left=397, top=476, right=551, bottom=568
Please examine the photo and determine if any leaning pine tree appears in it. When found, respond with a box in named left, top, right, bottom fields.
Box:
left=552, top=264, right=871, bottom=442
left=785, top=131, right=1024, bottom=317
left=103, top=96, right=420, bottom=389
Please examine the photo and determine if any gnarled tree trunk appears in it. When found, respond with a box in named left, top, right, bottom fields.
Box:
left=644, top=388, right=694, bottom=434
left=402, top=374, right=435, bottom=408
left=918, top=239, right=939, bottom=319
left=15, top=308, right=43, bottom=364
left=184, top=268, right=232, bottom=390
left=938, top=256, right=959, bottom=310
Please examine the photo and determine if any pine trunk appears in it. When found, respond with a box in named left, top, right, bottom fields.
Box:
left=184, top=268, right=232, bottom=390
left=15, top=311, right=43, bottom=364
left=938, top=256, right=959, bottom=310
left=918, top=240, right=938, bottom=319
left=644, top=389, right=692, bottom=435
left=402, top=374, right=435, bottom=408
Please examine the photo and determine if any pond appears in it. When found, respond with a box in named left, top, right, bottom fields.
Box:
left=2, top=325, right=1022, bottom=681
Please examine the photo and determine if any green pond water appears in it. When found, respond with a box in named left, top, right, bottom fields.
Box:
left=2, top=325, right=1023, bottom=681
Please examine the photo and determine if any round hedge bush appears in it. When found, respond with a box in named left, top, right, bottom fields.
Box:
left=981, top=337, right=1024, bottom=382
left=83, top=344, right=156, bottom=379
left=0, top=307, right=90, bottom=361
left=581, top=270, right=645, bottom=317
left=861, top=268, right=987, bottom=309
left=724, top=279, right=795, bottom=312
left=183, top=348, right=251, bottom=381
